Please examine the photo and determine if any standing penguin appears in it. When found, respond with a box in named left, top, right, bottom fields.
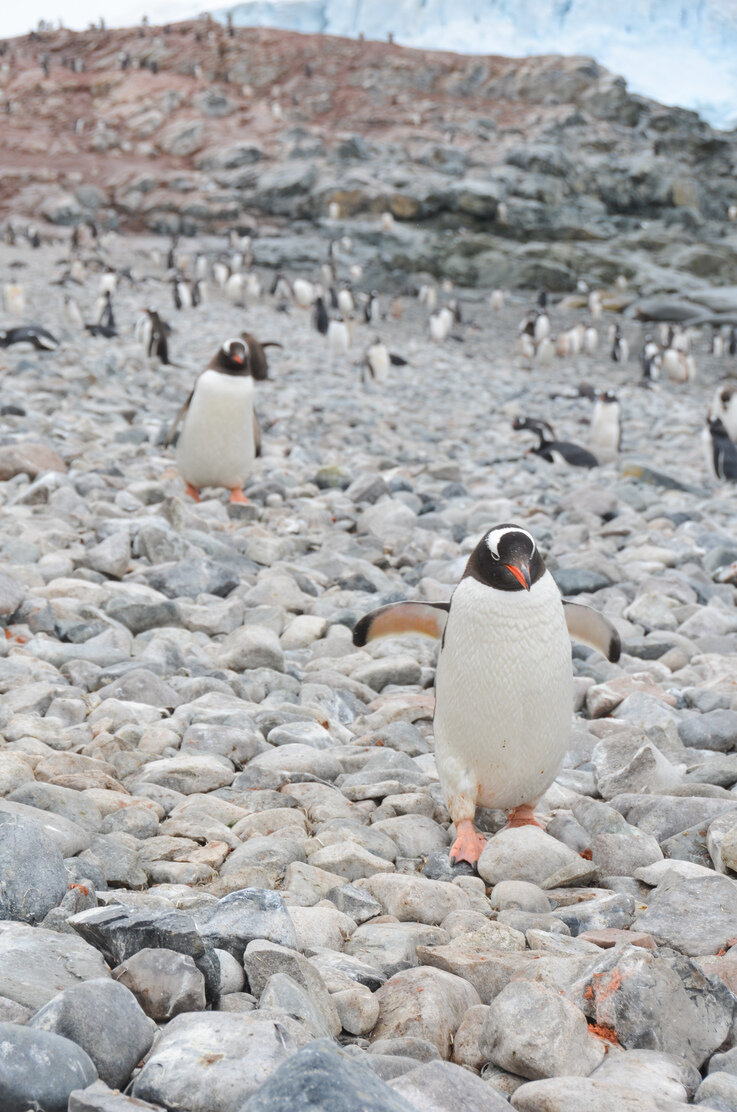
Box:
left=611, top=323, right=628, bottom=363
left=590, top=391, right=621, bottom=459
left=313, top=296, right=329, bottom=335
left=168, top=338, right=259, bottom=503
left=704, top=418, right=737, bottom=481
left=711, top=384, right=737, bottom=442
left=327, top=316, right=350, bottom=358
left=363, top=338, right=390, bottom=384
left=353, top=524, right=620, bottom=863
left=364, top=290, right=380, bottom=324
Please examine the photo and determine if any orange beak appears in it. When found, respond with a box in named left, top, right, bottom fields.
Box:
left=233, top=353, right=244, bottom=363
left=505, top=563, right=531, bottom=591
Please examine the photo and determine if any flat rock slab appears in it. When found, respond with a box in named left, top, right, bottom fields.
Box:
left=633, top=874, right=737, bottom=955
left=132, top=1012, right=305, bottom=1112
left=0, top=922, right=110, bottom=1012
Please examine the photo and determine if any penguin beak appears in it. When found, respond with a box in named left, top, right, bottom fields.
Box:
left=505, top=562, right=531, bottom=591
left=233, top=354, right=244, bottom=364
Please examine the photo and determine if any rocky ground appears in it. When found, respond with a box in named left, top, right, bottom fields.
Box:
left=3, top=20, right=737, bottom=291
left=0, top=228, right=737, bottom=1112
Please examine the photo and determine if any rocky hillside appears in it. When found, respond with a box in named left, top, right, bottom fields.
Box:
left=2, top=19, right=737, bottom=290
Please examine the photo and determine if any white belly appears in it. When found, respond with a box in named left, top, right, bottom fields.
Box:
left=176, top=371, right=255, bottom=490
left=591, top=403, right=620, bottom=456
left=434, top=572, right=573, bottom=813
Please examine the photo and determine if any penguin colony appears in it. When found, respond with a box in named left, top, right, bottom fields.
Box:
left=0, top=217, right=733, bottom=867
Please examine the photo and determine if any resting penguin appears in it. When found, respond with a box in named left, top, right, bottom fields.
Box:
left=0, top=325, right=58, bottom=351
left=353, top=523, right=620, bottom=864
left=167, top=338, right=259, bottom=503
left=512, top=417, right=599, bottom=469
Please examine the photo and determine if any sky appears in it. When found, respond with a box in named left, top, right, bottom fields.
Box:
left=0, top=0, right=222, bottom=38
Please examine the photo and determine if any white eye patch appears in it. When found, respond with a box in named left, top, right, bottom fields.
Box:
left=485, top=526, right=535, bottom=560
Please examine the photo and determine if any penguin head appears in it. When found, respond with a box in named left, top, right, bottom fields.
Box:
left=599, top=391, right=618, bottom=404
left=464, top=524, right=545, bottom=593
left=215, top=338, right=249, bottom=374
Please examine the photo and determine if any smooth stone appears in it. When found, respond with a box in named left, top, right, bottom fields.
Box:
left=633, top=874, right=737, bottom=955
left=68, top=1078, right=166, bottom=1109
left=0, top=813, right=68, bottom=924
left=192, top=889, right=298, bottom=960
left=238, top=1039, right=417, bottom=1112
left=511, top=1077, right=697, bottom=1112
left=356, top=874, right=470, bottom=925
left=30, top=978, right=155, bottom=1090
left=113, top=948, right=207, bottom=1021
left=477, top=827, right=581, bottom=886
left=480, top=980, right=605, bottom=1080
left=0, top=922, right=109, bottom=1012
left=132, top=1012, right=302, bottom=1110
left=371, top=966, right=481, bottom=1057
left=0, top=1021, right=97, bottom=1112
left=0, top=799, right=90, bottom=856
left=391, top=1059, right=512, bottom=1112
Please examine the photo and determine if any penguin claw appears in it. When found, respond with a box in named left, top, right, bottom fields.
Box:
left=449, top=821, right=486, bottom=866
left=229, top=489, right=249, bottom=504
left=184, top=484, right=200, bottom=502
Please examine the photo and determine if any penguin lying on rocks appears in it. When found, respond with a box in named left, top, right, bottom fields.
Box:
left=353, top=523, right=620, bottom=865
left=512, top=417, right=598, bottom=469
left=0, top=324, right=58, bottom=351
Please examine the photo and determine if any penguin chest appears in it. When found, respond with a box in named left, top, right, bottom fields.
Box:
left=433, top=573, right=573, bottom=811
left=177, top=371, right=255, bottom=489
left=591, top=403, right=620, bottom=454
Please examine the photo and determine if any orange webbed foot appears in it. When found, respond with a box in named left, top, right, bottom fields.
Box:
left=449, top=819, right=486, bottom=866
left=506, top=804, right=544, bottom=829
left=229, top=488, right=249, bottom=504
left=184, top=483, right=200, bottom=502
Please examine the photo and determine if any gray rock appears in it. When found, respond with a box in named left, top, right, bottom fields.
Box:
left=554, top=892, right=635, bottom=936
left=490, top=881, right=551, bottom=913
left=371, top=966, right=481, bottom=1057
left=679, top=710, right=737, bottom=752
left=69, top=1079, right=166, bottom=1109
left=0, top=1021, right=97, bottom=1112
left=0, top=813, right=68, bottom=924
left=511, top=1077, right=694, bottom=1112
left=192, top=889, right=298, bottom=960
left=146, top=559, right=239, bottom=599
left=571, top=943, right=733, bottom=1067
left=260, top=972, right=338, bottom=1038
left=633, top=874, right=737, bottom=955
left=0, top=922, right=110, bottom=1012
left=590, top=1047, right=700, bottom=1101
left=113, top=947, right=207, bottom=1021
left=391, top=1059, right=511, bottom=1112
left=552, top=568, right=611, bottom=595
left=695, top=1072, right=737, bottom=1110
left=239, top=1039, right=417, bottom=1112
left=30, top=978, right=155, bottom=1089
left=480, top=980, right=605, bottom=1079
left=132, top=1012, right=303, bottom=1110
left=477, top=827, right=581, bottom=886
left=243, top=939, right=340, bottom=1035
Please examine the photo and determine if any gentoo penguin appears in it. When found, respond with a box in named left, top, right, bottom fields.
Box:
left=364, top=290, right=380, bottom=324
left=590, top=391, right=621, bottom=458
left=611, top=323, right=628, bottom=363
left=137, top=309, right=171, bottom=363
left=169, top=338, right=259, bottom=503
left=641, top=334, right=659, bottom=381
left=240, top=331, right=280, bottom=382
left=489, top=289, right=505, bottom=311
left=337, top=283, right=354, bottom=316
left=172, top=275, right=192, bottom=311
left=712, top=329, right=725, bottom=358
left=729, top=205, right=737, bottom=224
left=729, top=327, right=737, bottom=357
left=95, top=289, right=115, bottom=330
left=270, top=272, right=293, bottom=302
left=293, top=278, right=315, bottom=309
left=704, top=418, right=737, bottom=481
left=419, top=284, right=438, bottom=313
left=224, top=273, right=245, bottom=304
left=380, top=211, right=395, bottom=232
left=64, top=295, right=83, bottom=328
left=212, top=261, right=230, bottom=289
left=0, top=325, right=59, bottom=351
left=588, top=290, right=602, bottom=320
left=327, top=316, right=350, bottom=358
left=313, top=296, right=329, bottom=335
left=710, top=384, right=737, bottom=442
left=245, top=272, right=261, bottom=300
left=328, top=201, right=340, bottom=220
left=513, top=417, right=599, bottom=468
left=364, top=339, right=390, bottom=383
left=583, top=323, right=598, bottom=355
left=429, top=307, right=454, bottom=343
left=3, top=283, right=26, bottom=316
left=352, top=524, right=620, bottom=864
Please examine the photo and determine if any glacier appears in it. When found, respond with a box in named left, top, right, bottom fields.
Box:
left=216, top=0, right=737, bottom=131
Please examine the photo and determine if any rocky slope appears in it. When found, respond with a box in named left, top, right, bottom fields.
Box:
left=2, top=20, right=737, bottom=290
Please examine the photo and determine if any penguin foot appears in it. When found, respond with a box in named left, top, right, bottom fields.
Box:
left=449, top=820, right=486, bottom=866
left=506, top=804, right=544, bottom=829
left=184, top=484, right=200, bottom=502
left=229, top=488, right=249, bottom=504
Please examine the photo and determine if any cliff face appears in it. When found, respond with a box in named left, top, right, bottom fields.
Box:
left=1, top=19, right=737, bottom=290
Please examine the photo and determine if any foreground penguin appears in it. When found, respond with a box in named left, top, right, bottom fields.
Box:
left=167, top=338, right=264, bottom=503
left=353, top=524, right=620, bottom=864
left=704, top=418, right=737, bottom=481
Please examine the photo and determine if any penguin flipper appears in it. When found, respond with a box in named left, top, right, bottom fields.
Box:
left=353, top=602, right=449, bottom=647
left=563, top=602, right=621, bottom=663
left=164, top=389, right=194, bottom=448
